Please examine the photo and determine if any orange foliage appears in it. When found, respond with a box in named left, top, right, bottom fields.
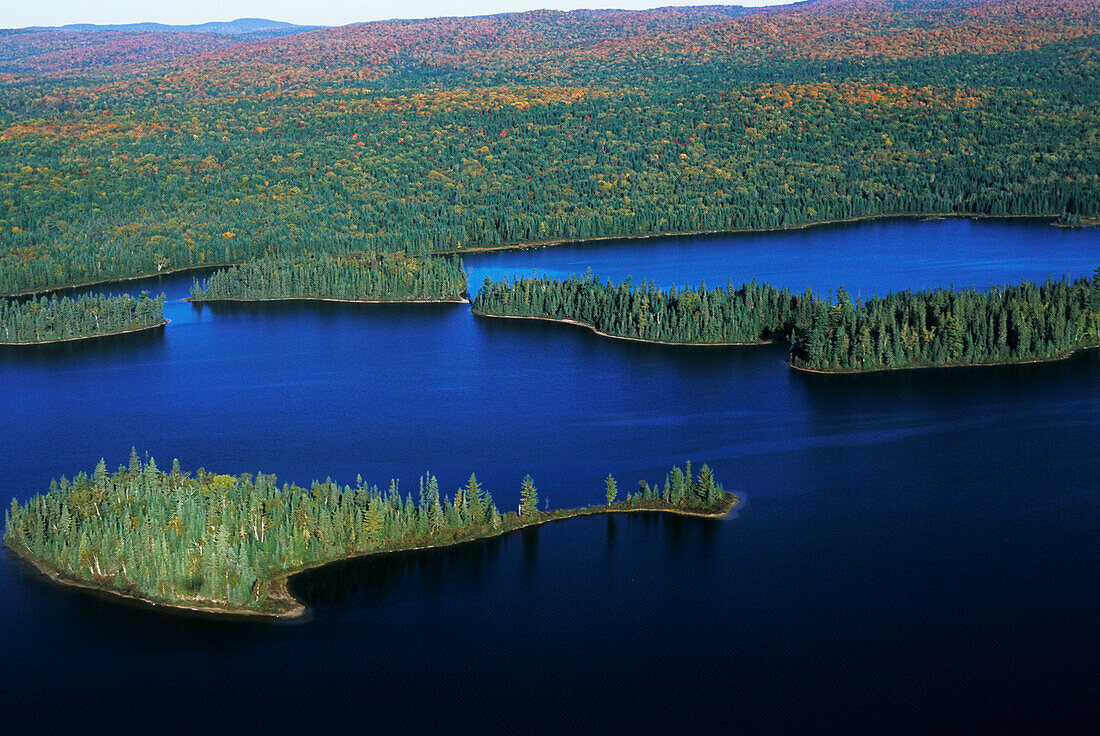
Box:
left=357, top=86, right=606, bottom=114
left=0, top=115, right=161, bottom=141
left=566, top=0, right=1099, bottom=66
left=3, top=1, right=1095, bottom=106
left=753, top=82, right=988, bottom=110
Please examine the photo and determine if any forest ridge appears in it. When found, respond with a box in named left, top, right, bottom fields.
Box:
left=3, top=2, right=1094, bottom=77
left=1, top=0, right=1097, bottom=294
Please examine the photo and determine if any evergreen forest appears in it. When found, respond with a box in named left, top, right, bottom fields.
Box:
left=4, top=454, right=732, bottom=614
left=190, top=251, right=467, bottom=302
left=0, top=291, right=166, bottom=343
left=474, top=269, right=1100, bottom=370
left=473, top=272, right=812, bottom=344
left=788, top=270, right=1100, bottom=371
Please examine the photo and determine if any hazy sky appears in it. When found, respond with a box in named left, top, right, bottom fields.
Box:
left=9, top=1, right=793, bottom=30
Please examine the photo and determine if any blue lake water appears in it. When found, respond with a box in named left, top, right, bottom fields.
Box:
left=466, top=217, right=1099, bottom=296
left=1, top=218, right=1097, bottom=733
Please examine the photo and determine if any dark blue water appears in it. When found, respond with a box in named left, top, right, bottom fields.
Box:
left=1, top=219, right=1097, bottom=733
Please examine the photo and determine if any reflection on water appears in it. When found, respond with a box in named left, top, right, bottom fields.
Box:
left=288, top=534, right=506, bottom=611
left=0, top=322, right=167, bottom=364
left=287, top=512, right=728, bottom=615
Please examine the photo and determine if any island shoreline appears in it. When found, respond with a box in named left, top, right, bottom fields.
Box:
left=474, top=311, right=775, bottom=347
left=6, top=493, right=738, bottom=621
left=438, top=212, right=1065, bottom=255
left=0, top=319, right=169, bottom=346
left=786, top=344, right=1099, bottom=375
left=185, top=296, right=469, bottom=305
left=3, top=264, right=233, bottom=298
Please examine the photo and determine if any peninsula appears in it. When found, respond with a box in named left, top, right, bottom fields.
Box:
left=4, top=455, right=736, bottom=619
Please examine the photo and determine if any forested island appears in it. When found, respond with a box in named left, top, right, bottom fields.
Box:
left=0, top=292, right=166, bottom=344
left=788, top=271, right=1100, bottom=372
left=474, top=270, right=1100, bottom=372
left=2, top=0, right=1098, bottom=295
left=189, top=252, right=467, bottom=303
left=473, top=272, right=811, bottom=345
left=4, top=454, right=736, bottom=618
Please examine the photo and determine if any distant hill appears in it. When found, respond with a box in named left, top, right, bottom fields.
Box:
left=21, top=18, right=322, bottom=36
left=0, top=7, right=746, bottom=75
left=0, top=18, right=324, bottom=74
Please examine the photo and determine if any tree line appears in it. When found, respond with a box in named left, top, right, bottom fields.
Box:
left=0, top=291, right=165, bottom=344
left=4, top=453, right=730, bottom=611
left=788, top=270, right=1100, bottom=372
left=190, top=251, right=467, bottom=302
left=473, top=272, right=814, bottom=344
left=473, top=269, right=1100, bottom=371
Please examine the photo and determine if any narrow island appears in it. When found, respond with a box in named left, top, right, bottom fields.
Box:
left=4, top=454, right=737, bottom=619
left=472, top=272, right=812, bottom=345
left=188, top=251, right=468, bottom=304
left=0, top=292, right=167, bottom=345
left=475, top=269, right=1100, bottom=373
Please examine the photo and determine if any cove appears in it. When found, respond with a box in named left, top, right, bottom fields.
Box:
left=1, top=218, right=1097, bottom=733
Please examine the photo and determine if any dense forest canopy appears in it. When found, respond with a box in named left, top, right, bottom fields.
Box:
left=0, top=291, right=165, bottom=343
left=1, top=0, right=1097, bottom=295
left=5, top=454, right=731, bottom=613
left=190, top=251, right=467, bottom=301
left=475, top=269, right=1100, bottom=370
left=788, top=269, right=1100, bottom=371
left=473, top=272, right=813, bottom=344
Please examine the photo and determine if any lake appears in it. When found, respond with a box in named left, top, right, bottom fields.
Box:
left=1, top=218, right=1097, bottom=733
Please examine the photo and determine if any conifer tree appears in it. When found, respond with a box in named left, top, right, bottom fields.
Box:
left=463, top=474, right=485, bottom=524
left=520, top=475, right=539, bottom=517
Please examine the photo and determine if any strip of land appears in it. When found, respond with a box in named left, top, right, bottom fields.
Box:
left=475, top=269, right=1099, bottom=374
left=6, top=457, right=735, bottom=620
left=439, top=213, right=1062, bottom=255
left=186, top=296, right=468, bottom=305
left=7, top=493, right=737, bottom=620
left=786, top=344, right=1099, bottom=375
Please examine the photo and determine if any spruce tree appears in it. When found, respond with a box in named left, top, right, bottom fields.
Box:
left=520, top=475, right=539, bottom=517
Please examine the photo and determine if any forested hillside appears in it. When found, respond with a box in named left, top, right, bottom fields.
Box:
left=1, top=0, right=1097, bottom=295
left=0, top=291, right=165, bottom=343
left=5, top=455, right=732, bottom=614
left=190, top=251, right=466, bottom=302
